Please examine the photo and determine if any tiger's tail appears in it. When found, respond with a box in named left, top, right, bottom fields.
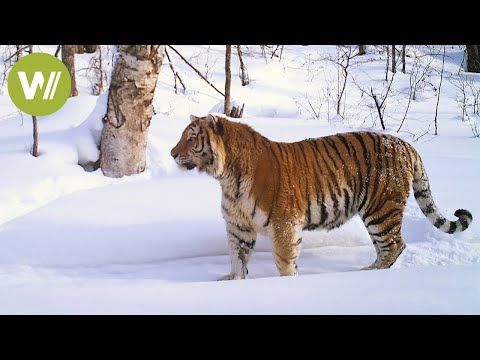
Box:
left=412, top=153, right=472, bottom=233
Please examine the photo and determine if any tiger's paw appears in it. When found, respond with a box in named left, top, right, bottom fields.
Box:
left=218, top=273, right=245, bottom=281
left=361, top=263, right=379, bottom=270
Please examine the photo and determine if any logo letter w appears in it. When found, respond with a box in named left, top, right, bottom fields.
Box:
left=17, top=71, right=62, bottom=100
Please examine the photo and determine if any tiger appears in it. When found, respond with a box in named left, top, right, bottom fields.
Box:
left=170, top=114, right=473, bottom=280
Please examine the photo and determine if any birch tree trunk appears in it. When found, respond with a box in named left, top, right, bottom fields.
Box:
left=100, top=45, right=165, bottom=178
left=62, top=45, right=78, bottom=97
left=224, top=45, right=232, bottom=116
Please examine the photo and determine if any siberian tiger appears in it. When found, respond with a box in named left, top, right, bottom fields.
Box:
left=170, top=114, right=473, bottom=280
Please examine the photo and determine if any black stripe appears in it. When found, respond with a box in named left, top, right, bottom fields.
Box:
left=360, top=132, right=378, bottom=211
left=447, top=222, right=457, bottom=234
left=223, top=191, right=235, bottom=202
left=264, top=143, right=282, bottom=228
left=434, top=217, right=446, bottom=228
left=328, top=180, right=339, bottom=221
left=296, top=238, right=302, bottom=246
left=455, top=209, right=472, bottom=219
left=423, top=203, right=435, bottom=214
left=228, top=231, right=255, bottom=249
left=322, top=140, right=340, bottom=171
left=306, top=198, right=311, bottom=225
left=326, top=137, right=358, bottom=207
left=311, top=141, right=326, bottom=176
left=308, top=140, right=328, bottom=226
left=316, top=140, right=341, bottom=223
left=364, top=133, right=384, bottom=217
left=323, top=179, right=342, bottom=229
left=251, top=199, right=257, bottom=218
left=320, top=197, right=328, bottom=224
left=370, top=223, right=399, bottom=239
left=227, top=221, right=253, bottom=233
left=325, top=137, right=342, bottom=160
left=264, top=209, right=272, bottom=227
left=304, top=141, right=321, bottom=219
left=459, top=217, right=469, bottom=230
left=298, top=142, right=312, bottom=215
left=378, top=240, right=400, bottom=249
left=366, top=208, right=400, bottom=228
left=336, top=134, right=353, bottom=156
left=414, top=189, right=429, bottom=199
left=235, top=172, right=242, bottom=199
left=320, top=142, right=341, bottom=196
left=350, top=133, right=370, bottom=209
left=343, top=188, right=350, bottom=218
left=240, top=239, right=255, bottom=250
left=221, top=204, right=231, bottom=216
left=192, top=137, right=205, bottom=153
left=228, top=230, right=244, bottom=243
left=352, top=133, right=369, bottom=165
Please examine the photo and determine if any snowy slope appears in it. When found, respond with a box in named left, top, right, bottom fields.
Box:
left=0, top=45, right=479, bottom=314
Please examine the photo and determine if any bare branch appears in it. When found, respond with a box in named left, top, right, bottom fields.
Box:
left=434, top=46, right=446, bottom=135
left=167, top=45, right=225, bottom=97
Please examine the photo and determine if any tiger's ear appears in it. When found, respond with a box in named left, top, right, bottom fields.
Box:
left=190, top=114, right=199, bottom=123
left=206, top=114, right=224, bottom=136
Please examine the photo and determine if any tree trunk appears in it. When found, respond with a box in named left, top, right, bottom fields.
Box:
left=466, top=45, right=480, bottom=73
left=236, top=45, right=249, bottom=86
left=358, top=45, right=366, bottom=55
left=224, top=45, right=232, bottom=116
left=385, top=46, right=389, bottom=81
left=84, top=45, right=98, bottom=53
left=401, top=45, right=406, bottom=73
left=32, top=115, right=38, bottom=157
left=100, top=45, right=165, bottom=178
left=15, top=45, right=23, bottom=61
left=391, top=45, right=396, bottom=73
left=62, top=45, right=78, bottom=97
left=76, top=45, right=98, bottom=54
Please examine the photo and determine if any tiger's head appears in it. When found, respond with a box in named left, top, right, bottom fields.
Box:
left=170, top=114, right=226, bottom=177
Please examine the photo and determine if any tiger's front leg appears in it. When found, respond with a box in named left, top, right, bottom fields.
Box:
left=219, top=221, right=257, bottom=280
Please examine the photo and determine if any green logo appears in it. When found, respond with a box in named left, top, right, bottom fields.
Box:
left=8, top=52, right=71, bottom=116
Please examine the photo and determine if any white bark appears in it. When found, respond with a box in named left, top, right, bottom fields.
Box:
left=100, top=45, right=165, bottom=178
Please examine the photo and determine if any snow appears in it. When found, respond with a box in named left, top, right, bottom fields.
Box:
left=0, top=45, right=479, bottom=314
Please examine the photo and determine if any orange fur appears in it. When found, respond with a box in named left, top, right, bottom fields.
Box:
left=171, top=114, right=472, bottom=279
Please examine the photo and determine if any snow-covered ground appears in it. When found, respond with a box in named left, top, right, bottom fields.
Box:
left=0, top=45, right=479, bottom=314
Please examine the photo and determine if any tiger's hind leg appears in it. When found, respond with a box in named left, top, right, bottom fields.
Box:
left=362, top=202, right=406, bottom=270
left=271, top=224, right=303, bottom=276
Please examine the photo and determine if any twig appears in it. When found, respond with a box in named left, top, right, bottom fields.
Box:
left=167, top=45, right=224, bottom=97
left=4, top=45, right=29, bottom=63
left=166, top=49, right=178, bottom=93
left=371, top=88, right=385, bottom=130
left=434, top=46, right=446, bottom=136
